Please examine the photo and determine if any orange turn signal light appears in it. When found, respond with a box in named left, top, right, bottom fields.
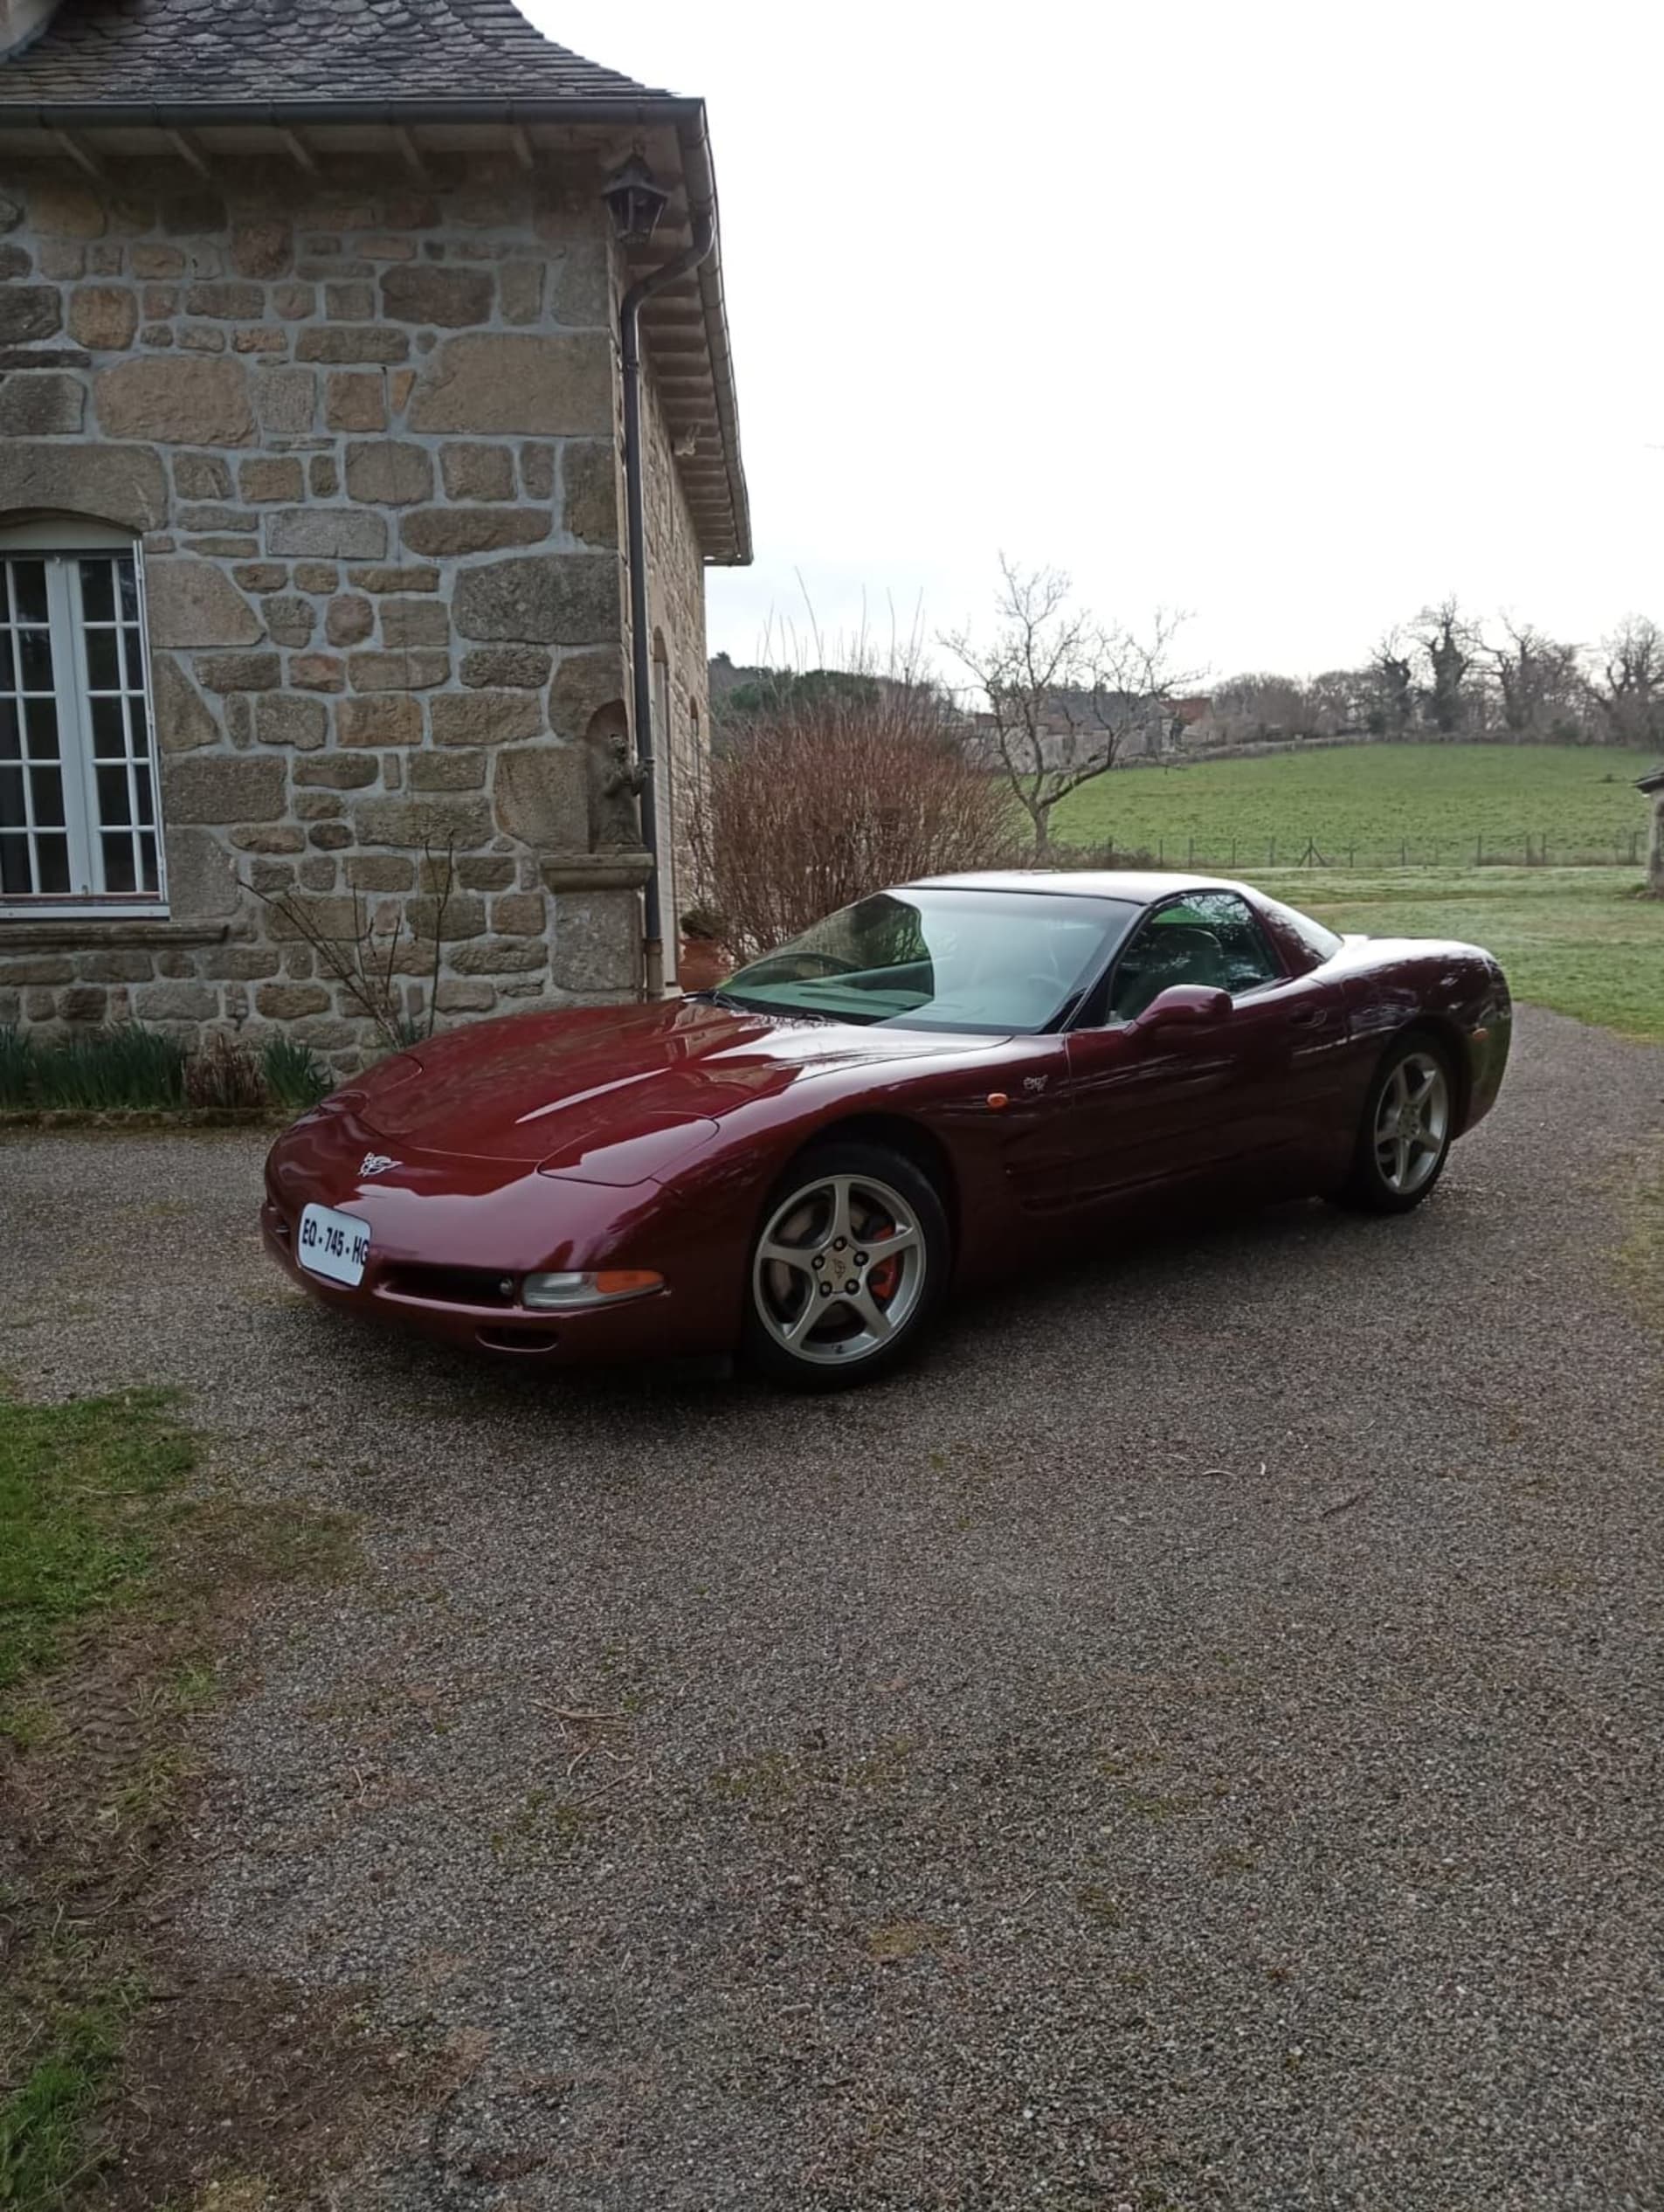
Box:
left=521, top=1268, right=664, bottom=1310
left=986, top=1091, right=1010, bottom=1111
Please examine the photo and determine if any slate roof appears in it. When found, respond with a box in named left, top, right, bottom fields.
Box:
left=0, top=0, right=671, bottom=108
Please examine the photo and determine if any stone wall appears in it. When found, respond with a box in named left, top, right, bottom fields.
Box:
left=0, top=152, right=656, bottom=1066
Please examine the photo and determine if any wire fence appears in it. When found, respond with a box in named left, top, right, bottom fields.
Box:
left=1072, top=830, right=1652, bottom=873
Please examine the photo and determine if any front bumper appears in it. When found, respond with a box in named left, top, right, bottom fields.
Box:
left=261, top=1097, right=746, bottom=1365
left=262, top=1200, right=701, bottom=1362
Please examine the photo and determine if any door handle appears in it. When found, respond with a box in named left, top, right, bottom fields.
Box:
left=1287, top=1006, right=1327, bottom=1029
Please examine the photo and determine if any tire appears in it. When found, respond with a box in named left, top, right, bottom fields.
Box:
left=1333, top=1031, right=1456, bottom=1214
left=742, top=1141, right=950, bottom=1390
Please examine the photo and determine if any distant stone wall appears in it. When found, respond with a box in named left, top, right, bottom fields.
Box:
left=0, top=154, right=651, bottom=1066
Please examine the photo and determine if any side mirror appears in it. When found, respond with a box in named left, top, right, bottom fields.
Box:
left=1134, top=984, right=1232, bottom=1033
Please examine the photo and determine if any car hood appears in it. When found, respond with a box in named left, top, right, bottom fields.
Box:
left=354, top=998, right=982, bottom=1174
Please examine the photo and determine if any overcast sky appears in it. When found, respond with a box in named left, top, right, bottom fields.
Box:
left=530, top=0, right=1661, bottom=688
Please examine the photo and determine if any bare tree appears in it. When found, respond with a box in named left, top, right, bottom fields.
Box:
left=942, top=556, right=1191, bottom=857
left=1486, top=618, right=1585, bottom=741
left=1413, top=597, right=1481, bottom=736
left=1210, top=672, right=1329, bottom=743
left=1365, top=631, right=1418, bottom=736
left=1308, top=667, right=1370, bottom=734
left=1586, top=615, right=1664, bottom=748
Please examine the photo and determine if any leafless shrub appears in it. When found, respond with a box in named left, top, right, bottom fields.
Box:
left=248, top=840, right=456, bottom=1054
left=183, top=1031, right=266, bottom=1109
left=692, top=671, right=1013, bottom=959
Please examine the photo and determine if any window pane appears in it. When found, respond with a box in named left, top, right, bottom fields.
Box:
left=101, top=831, right=135, bottom=893
left=0, top=545, right=159, bottom=906
left=0, top=832, right=30, bottom=894
left=17, top=626, right=53, bottom=691
left=24, top=697, right=58, bottom=761
left=96, top=763, right=133, bottom=828
left=91, top=696, right=126, bottom=758
left=28, top=763, right=64, bottom=828
left=79, top=559, right=114, bottom=622
left=12, top=561, right=48, bottom=624
left=84, top=628, right=121, bottom=691
left=35, top=833, right=69, bottom=895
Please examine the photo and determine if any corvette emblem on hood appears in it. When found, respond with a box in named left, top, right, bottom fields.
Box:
left=360, top=1152, right=398, bottom=1177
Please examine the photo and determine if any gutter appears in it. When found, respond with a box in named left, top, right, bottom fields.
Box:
left=619, top=116, right=718, bottom=998
left=1, top=95, right=704, bottom=128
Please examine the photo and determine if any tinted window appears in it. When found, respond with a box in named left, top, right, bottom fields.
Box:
left=1108, top=891, right=1284, bottom=1021
left=722, top=888, right=1139, bottom=1033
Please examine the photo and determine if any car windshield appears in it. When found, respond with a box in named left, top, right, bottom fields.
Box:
left=718, top=888, right=1139, bottom=1033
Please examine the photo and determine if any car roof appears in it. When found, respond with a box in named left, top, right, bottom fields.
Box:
left=905, top=868, right=1258, bottom=908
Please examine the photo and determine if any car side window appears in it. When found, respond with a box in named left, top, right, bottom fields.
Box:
left=1106, top=893, right=1285, bottom=1022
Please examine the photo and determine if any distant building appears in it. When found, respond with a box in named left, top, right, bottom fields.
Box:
left=1638, top=764, right=1664, bottom=895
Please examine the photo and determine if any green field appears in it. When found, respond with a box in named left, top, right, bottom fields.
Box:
left=1053, top=742, right=1659, bottom=868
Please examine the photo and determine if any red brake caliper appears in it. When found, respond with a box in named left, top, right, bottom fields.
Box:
left=867, top=1221, right=900, bottom=1304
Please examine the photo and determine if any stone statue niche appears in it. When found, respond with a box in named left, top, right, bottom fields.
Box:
left=584, top=702, right=644, bottom=852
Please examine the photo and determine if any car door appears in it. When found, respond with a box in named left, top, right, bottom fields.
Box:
left=1063, top=891, right=1342, bottom=1205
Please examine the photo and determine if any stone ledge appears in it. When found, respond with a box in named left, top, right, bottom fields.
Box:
left=539, top=851, right=652, bottom=892
left=0, top=917, right=231, bottom=950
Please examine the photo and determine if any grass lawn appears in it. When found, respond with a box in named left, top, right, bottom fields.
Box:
left=1053, top=742, right=1660, bottom=868
left=0, top=1388, right=367, bottom=2209
left=1262, top=866, right=1664, bottom=1044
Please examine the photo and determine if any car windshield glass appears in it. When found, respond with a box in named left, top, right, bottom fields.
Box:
left=720, top=888, right=1139, bottom=1032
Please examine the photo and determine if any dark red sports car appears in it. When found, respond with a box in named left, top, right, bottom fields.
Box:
left=262, top=872, right=1511, bottom=1388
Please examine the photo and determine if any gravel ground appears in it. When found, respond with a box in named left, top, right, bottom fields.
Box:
left=4, top=1005, right=1663, bottom=2211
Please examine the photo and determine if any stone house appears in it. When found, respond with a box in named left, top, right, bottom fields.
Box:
left=0, top=0, right=749, bottom=1065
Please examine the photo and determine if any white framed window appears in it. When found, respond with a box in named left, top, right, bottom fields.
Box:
left=0, top=521, right=165, bottom=915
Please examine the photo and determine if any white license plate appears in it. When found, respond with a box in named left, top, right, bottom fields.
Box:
left=297, top=1202, right=371, bottom=1288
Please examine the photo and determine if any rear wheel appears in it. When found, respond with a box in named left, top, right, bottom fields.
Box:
left=742, top=1142, right=949, bottom=1390
left=1334, top=1033, right=1455, bottom=1213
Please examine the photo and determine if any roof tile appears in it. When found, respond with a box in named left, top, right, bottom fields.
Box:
left=0, top=0, right=669, bottom=107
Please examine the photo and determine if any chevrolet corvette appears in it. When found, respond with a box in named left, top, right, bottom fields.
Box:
left=262, top=871, right=1511, bottom=1388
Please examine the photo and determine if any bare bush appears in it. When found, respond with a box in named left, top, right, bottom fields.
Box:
left=693, top=678, right=1013, bottom=959
left=247, top=840, right=456, bottom=1055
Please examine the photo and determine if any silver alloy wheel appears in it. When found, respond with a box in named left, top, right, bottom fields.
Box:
left=752, top=1171, right=927, bottom=1368
left=1374, top=1050, right=1450, bottom=1195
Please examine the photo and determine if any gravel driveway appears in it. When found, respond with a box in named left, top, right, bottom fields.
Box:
left=5, top=1006, right=1663, bottom=2211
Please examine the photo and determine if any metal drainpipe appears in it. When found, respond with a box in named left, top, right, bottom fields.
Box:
left=620, top=205, right=716, bottom=999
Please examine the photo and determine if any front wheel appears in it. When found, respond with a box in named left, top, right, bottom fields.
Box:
left=1333, top=1033, right=1455, bottom=1214
left=742, top=1142, right=949, bottom=1390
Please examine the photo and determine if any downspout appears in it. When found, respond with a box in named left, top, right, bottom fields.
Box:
left=619, top=202, right=716, bottom=999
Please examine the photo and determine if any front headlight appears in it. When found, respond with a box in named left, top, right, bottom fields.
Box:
left=521, top=1269, right=664, bottom=1310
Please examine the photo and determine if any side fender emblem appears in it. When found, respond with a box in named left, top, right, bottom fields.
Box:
left=360, top=1152, right=398, bottom=1177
